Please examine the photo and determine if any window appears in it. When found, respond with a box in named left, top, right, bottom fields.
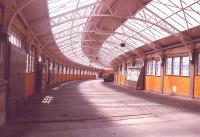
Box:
left=55, top=64, right=58, bottom=74
left=8, top=31, right=22, bottom=47
left=65, top=67, right=68, bottom=74
left=63, top=67, right=66, bottom=74
left=26, top=53, right=29, bottom=73
left=50, top=62, right=53, bottom=70
left=73, top=68, right=75, bottom=74
left=151, top=61, right=156, bottom=75
left=70, top=68, right=73, bottom=74
left=127, top=63, right=143, bottom=82
left=122, top=64, right=125, bottom=75
left=147, top=61, right=151, bottom=75
left=80, top=70, right=82, bottom=75
left=166, top=56, right=189, bottom=76
left=59, top=66, right=63, bottom=74
left=166, top=58, right=172, bottom=75
left=38, top=56, right=42, bottom=62
left=198, top=54, right=200, bottom=75
left=77, top=69, right=79, bottom=75
left=147, top=60, right=160, bottom=76
left=173, top=57, right=180, bottom=75
left=155, top=60, right=161, bottom=76
left=25, top=51, right=34, bottom=73
left=67, top=68, right=69, bottom=74
left=78, top=69, right=80, bottom=74
left=181, top=57, right=189, bottom=76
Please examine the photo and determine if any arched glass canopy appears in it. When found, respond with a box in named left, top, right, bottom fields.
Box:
left=99, top=0, right=200, bottom=66
left=48, top=0, right=104, bottom=69
left=48, top=0, right=200, bottom=68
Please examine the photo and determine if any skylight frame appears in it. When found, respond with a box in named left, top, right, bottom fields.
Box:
left=99, top=0, right=200, bottom=66
left=48, top=0, right=104, bottom=69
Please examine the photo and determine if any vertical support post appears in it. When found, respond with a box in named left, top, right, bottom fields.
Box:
left=160, top=55, right=165, bottom=94
left=72, top=68, right=74, bottom=80
left=189, top=49, right=195, bottom=99
left=2, top=32, right=10, bottom=119
left=142, top=57, right=146, bottom=90
left=69, top=67, right=71, bottom=81
left=79, top=69, right=81, bottom=80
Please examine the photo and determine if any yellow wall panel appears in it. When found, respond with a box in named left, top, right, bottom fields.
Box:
left=145, top=76, right=161, bottom=91
left=24, top=73, right=35, bottom=98
left=164, top=76, right=190, bottom=96
left=195, top=76, right=200, bottom=98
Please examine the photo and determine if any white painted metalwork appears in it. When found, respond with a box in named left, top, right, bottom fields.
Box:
left=47, top=0, right=200, bottom=68
left=48, top=0, right=104, bottom=68
left=100, top=0, right=200, bottom=66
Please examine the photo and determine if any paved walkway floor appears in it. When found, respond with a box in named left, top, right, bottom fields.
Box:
left=1, top=80, right=200, bottom=137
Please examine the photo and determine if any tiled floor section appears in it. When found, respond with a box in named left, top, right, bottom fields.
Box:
left=1, top=80, right=200, bottom=137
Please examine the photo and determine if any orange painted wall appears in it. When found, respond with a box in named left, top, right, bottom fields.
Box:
left=54, top=74, right=59, bottom=84
left=71, top=74, right=75, bottom=80
left=77, top=74, right=80, bottom=80
left=145, top=76, right=161, bottom=91
left=195, top=76, right=200, bottom=98
left=116, top=75, right=120, bottom=84
left=75, top=74, right=78, bottom=80
left=114, top=75, right=117, bottom=83
left=63, top=74, right=67, bottom=81
left=69, top=74, right=72, bottom=80
left=61, top=74, right=65, bottom=82
left=114, top=74, right=125, bottom=85
left=116, top=75, right=119, bottom=84
left=66, top=74, right=69, bottom=81
left=68, top=74, right=71, bottom=80
left=114, top=75, right=118, bottom=84
left=66, top=74, right=68, bottom=81
left=164, top=76, right=190, bottom=96
left=120, top=75, right=125, bottom=85
left=80, top=75, right=82, bottom=80
left=24, top=73, right=35, bottom=98
left=58, top=74, right=62, bottom=83
left=92, top=75, right=96, bottom=79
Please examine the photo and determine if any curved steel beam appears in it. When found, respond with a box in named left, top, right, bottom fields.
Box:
left=6, top=0, right=40, bottom=32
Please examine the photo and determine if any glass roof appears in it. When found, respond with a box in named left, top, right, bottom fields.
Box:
left=47, top=0, right=104, bottom=69
left=47, top=0, right=200, bottom=68
left=99, top=0, right=200, bottom=66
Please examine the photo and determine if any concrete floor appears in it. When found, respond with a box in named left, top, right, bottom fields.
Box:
left=1, top=80, right=200, bottom=137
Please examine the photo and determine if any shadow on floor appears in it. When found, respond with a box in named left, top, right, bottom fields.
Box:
left=1, top=79, right=200, bottom=137
left=0, top=80, right=115, bottom=137
left=101, top=81, right=200, bottom=114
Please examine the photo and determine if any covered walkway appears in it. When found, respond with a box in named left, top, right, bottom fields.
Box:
left=1, top=80, right=200, bottom=137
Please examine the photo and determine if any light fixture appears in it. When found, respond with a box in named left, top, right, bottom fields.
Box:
left=120, top=43, right=125, bottom=47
